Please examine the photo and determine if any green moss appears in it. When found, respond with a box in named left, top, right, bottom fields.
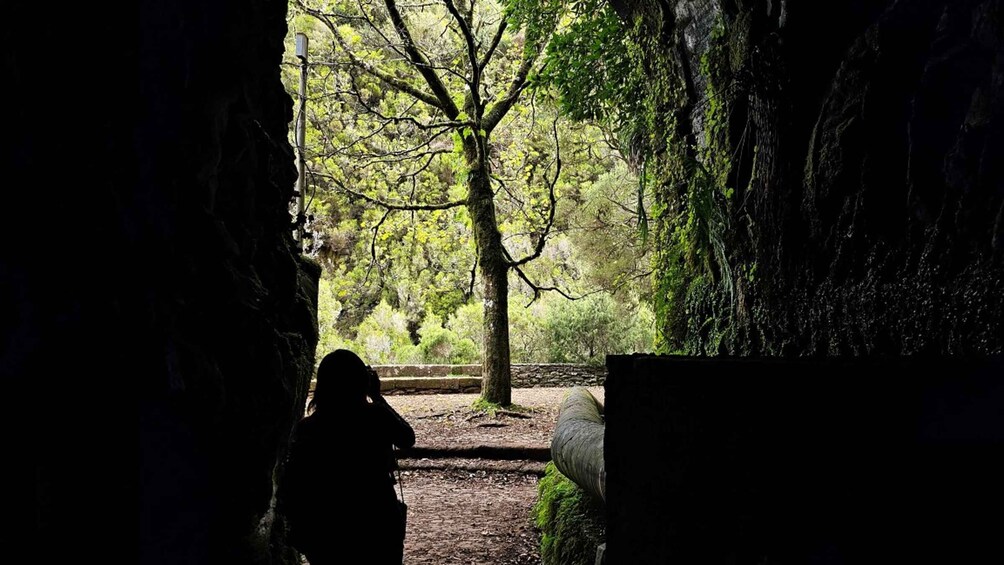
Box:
left=471, top=397, right=531, bottom=417
left=533, top=462, right=605, bottom=565
left=616, top=13, right=694, bottom=353
left=628, top=12, right=749, bottom=355
left=548, top=5, right=770, bottom=355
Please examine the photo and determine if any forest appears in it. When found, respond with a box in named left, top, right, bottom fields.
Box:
left=281, top=0, right=655, bottom=377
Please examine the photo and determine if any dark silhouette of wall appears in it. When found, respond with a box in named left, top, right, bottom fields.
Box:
left=3, top=1, right=317, bottom=563
left=592, top=5, right=1004, bottom=560
left=605, top=355, right=1004, bottom=564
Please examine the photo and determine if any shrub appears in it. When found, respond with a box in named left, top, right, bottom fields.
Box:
left=354, top=300, right=413, bottom=363
left=447, top=302, right=484, bottom=356
left=450, top=338, right=479, bottom=364
left=417, top=312, right=456, bottom=364
left=543, top=294, right=619, bottom=365
left=509, top=300, right=549, bottom=362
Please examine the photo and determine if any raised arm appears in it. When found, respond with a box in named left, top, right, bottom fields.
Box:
left=367, top=368, right=416, bottom=448
left=372, top=394, right=416, bottom=449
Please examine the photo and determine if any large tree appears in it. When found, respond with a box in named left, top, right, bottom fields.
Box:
left=293, top=0, right=570, bottom=405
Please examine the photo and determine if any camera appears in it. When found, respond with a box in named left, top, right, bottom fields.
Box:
left=366, top=366, right=381, bottom=396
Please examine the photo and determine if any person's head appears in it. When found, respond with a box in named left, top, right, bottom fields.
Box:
left=308, top=349, right=370, bottom=413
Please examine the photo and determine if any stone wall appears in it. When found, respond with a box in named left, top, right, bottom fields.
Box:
left=512, top=364, right=606, bottom=388
left=371, top=364, right=607, bottom=388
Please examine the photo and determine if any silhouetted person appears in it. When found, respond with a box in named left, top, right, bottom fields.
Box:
left=282, top=349, right=416, bottom=564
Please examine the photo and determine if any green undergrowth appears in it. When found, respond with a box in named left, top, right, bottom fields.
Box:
left=533, top=462, right=605, bottom=565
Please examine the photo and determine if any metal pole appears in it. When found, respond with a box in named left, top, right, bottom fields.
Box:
left=295, top=33, right=309, bottom=251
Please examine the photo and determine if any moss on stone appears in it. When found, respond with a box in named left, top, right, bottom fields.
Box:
left=628, top=8, right=757, bottom=355
left=533, top=462, right=605, bottom=565
left=598, top=2, right=1004, bottom=357
left=471, top=396, right=531, bottom=416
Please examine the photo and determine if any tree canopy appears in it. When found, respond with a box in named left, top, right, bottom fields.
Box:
left=283, top=0, right=653, bottom=390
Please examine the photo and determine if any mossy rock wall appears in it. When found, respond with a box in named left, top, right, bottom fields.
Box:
left=534, top=462, right=606, bottom=565
left=610, top=0, right=1004, bottom=355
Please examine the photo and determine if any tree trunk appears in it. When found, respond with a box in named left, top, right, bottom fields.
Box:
left=466, top=137, right=512, bottom=405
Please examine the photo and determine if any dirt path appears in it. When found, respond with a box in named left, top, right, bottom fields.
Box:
left=402, top=468, right=540, bottom=564
left=389, top=387, right=604, bottom=564
left=386, top=387, right=604, bottom=452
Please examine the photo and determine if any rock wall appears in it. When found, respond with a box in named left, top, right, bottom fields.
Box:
left=3, top=1, right=317, bottom=563
left=611, top=0, right=1003, bottom=355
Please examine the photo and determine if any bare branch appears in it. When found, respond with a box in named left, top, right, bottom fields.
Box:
left=318, top=172, right=467, bottom=211
left=482, top=44, right=539, bottom=133
left=496, top=118, right=576, bottom=305
left=396, top=152, right=439, bottom=184
left=508, top=117, right=561, bottom=267
left=311, top=101, right=400, bottom=154
left=315, top=76, right=456, bottom=159
left=353, top=0, right=411, bottom=62
left=297, top=7, right=371, bottom=23
left=442, top=0, right=481, bottom=110
left=295, top=0, right=445, bottom=109
left=371, top=209, right=393, bottom=261
left=316, top=127, right=451, bottom=161
left=491, top=174, right=523, bottom=207
left=604, top=195, right=643, bottom=217
left=383, top=0, right=462, bottom=117
left=504, top=248, right=579, bottom=306
left=478, top=18, right=507, bottom=71
left=353, top=149, right=452, bottom=167
left=350, top=85, right=472, bottom=131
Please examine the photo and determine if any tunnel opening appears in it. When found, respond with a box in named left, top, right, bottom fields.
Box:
left=7, top=1, right=1001, bottom=564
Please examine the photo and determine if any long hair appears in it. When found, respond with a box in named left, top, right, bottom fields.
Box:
left=308, top=349, right=369, bottom=414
